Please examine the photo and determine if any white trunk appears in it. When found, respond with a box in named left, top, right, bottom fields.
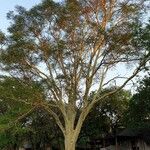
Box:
left=63, top=105, right=90, bottom=150
left=65, top=134, right=76, bottom=150
left=64, top=121, right=79, bottom=150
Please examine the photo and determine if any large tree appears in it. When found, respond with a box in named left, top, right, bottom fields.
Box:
left=0, top=0, right=149, bottom=149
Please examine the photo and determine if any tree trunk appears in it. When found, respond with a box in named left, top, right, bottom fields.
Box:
left=65, top=133, right=76, bottom=150
left=64, top=121, right=79, bottom=150
left=63, top=107, right=90, bottom=150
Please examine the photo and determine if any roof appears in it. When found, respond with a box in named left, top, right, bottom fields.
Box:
left=117, top=128, right=150, bottom=138
left=118, top=128, right=139, bottom=137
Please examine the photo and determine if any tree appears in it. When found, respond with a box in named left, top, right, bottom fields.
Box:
left=0, top=0, right=149, bottom=149
left=0, top=109, right=63, bottom=150
left=21, top=110, right=64, bottom=150
left=0, top=77, right=42, bottom=149
left=78, top=87, right=131, bottom=147
left=125, top=75, right=150, bottom=128
left=0, top=77, right=63, bottom=150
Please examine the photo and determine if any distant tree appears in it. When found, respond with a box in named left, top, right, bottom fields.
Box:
left=0, top=77, right=63, bottom=150
left=24, top=110, right=63, bottom=150
left=0, top=0, right=149, bottom=149
left=78, top=87, right=131, bottom=146
left=0, top=77, right=42, bottom=149
left=125, top=75, right=150, bottom=128
left=0, top=111, right=63, bottom=150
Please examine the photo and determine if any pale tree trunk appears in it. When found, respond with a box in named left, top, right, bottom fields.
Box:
left=64, top=120, right=78, bottom=150
left=64, top=112, right=89, bottom=150
left=64, top=117, right=81, bottom=150
left=65, top=133, right=76, bottom=150
left=63, top=104, right=92, bottom=150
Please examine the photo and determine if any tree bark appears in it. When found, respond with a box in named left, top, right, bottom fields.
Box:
left=64, top=120, right=79, bottom=150
left=65, top=133, right=76, bottom=150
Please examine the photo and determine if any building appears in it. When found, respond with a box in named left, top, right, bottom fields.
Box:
left=86, top=128, right=150, bottom=150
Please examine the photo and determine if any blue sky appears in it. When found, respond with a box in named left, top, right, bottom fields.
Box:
left=0, top=0, right=61, bottom=33
left=0, top=0, right=149, bottom=33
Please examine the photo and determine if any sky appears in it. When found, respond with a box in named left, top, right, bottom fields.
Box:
left=0, top=0, right=61, bottom=33
left=0, top=0, right=39, bottom=32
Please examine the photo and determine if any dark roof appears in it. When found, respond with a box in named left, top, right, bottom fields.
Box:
left=117, top=128, right=150, bottom=137
left=118, top=128, right=139, bottom=137
left=24, top=143, right=32, bottom=148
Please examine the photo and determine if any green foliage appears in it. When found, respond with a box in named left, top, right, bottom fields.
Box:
left=0, top=77, right=45, bottom=105
left=0, top=77, right=47, bottom=148
left=0, top=105, right=63, bottom=149
left=79, top=88, right=131, bottom=142
left=0, top=125, right=30, bottom=149
left=125, top=75, right=150, bottom=128
left=0, top=31, right=6, bottom=44
left=131, top=19, right=150, bottom=55
left=26, top=110, right=63, bottom=149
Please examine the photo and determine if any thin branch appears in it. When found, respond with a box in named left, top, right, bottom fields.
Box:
left=0, top=106, right=37, bottom=132
left=102, top=76, right=128, bottom=87
left=42, top=104, right=65, bottom=135
left=1, top=96, right=33, bottom=106
left=92, top=54, right=150, bottom=107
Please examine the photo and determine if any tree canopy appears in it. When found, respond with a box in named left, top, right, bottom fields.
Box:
left=78, top=88, right=131, bottom=146
left=0, top=0, right=149, bottom=149
left=125, top=75, right=150, bottom=128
